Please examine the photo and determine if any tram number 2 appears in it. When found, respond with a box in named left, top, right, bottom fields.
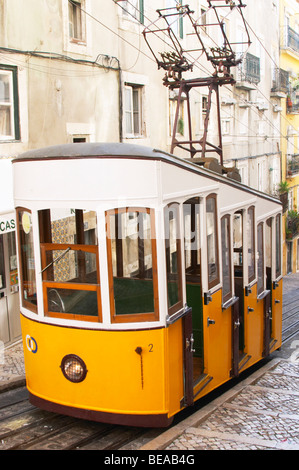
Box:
left=148, top=344, right=154, bottom=352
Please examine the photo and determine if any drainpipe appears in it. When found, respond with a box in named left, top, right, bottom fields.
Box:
left=118, top=63, right=123, bottom=143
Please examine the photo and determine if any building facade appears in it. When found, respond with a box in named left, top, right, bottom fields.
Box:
left=0, top=0, right=295, bottom=344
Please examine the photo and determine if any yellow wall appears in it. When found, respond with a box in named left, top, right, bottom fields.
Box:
left=279, top=0, right=299, bottom=274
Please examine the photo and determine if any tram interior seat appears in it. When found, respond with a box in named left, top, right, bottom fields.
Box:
left=48, top=287, right=98, bottom=316
left=113, top=277, right=155, bottom=315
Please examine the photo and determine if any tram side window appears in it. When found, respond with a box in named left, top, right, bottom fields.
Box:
left=233, top=211, right=243, bottom=276
left=17, top=209, right=37, bottom=312
left=39, top=209, right=98, bottom=245
left=247, top=206, right=255, bottom=284
left=165, top=203, right=183, bottom=315
left=184, top=198, right=201, bottom=278
left=266, top=219, right=272, bottom=290
left=39, top=208, right=101, bottom=322
left=221, top=215, right=232, bottom=303
left=257, top=223, right=264, bottom=295
left=206, top=194, right=220, bottom=289
left=275, top=214, right=281, bottom=279
left=106, top=208, right=159, bottom=323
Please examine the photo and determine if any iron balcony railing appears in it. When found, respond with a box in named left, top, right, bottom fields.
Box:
left=237, top=52, right=260, bottom=84
left=271, top=68, right=289, bottom=94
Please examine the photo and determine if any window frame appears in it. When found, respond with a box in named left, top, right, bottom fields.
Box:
left=0, top=65, right=20, bottom=141
left=247, top=206, right=256, bottom=284
left=40, top=243, right=102, bottom=322
left=164, top=202, right=183, bottom=316
left=68, top=0, right=86, bottom=44
left=206, top=194, right=220, bottom=290
left=106, top=207, right=159, bottom=324
left=38, top=208, right=102, bottom=322
left=124, top=83, right=143, bottom=138
left=16, top=208, right=38, bottom=313
left=233, top=210, right=243, bottom=275
left=221, top=214, right=233, bottom=303
left=121, top=0, right=144, bottom=24
left=201, top=95, right=208, bottom=129
left=165, top=0, right=184, bottom=38
left=257, top=222, right=264, bottom=295
left=183, top=197, right=201, bottom=279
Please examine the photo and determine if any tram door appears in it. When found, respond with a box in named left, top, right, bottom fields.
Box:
left=232, top=211, right=246, bottom=373
left=264, top=219, right=273, bottom=356
left=183, top=199, right=204, bottom=390
left=202, top=195, right=231, bottom=386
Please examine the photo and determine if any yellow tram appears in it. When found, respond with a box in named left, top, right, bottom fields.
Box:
left=13, top=143, right=283, bottom=427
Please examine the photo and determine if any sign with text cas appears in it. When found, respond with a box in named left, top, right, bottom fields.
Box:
left=0, top=212, right=16, bottom=234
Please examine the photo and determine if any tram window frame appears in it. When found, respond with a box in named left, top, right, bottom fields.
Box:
left=206, top=194, right=220, bottom=290
left=16, top=208, right=38, bottom=313
left=0, top=234, right=5, bottom=290
left=266, top=218, right=272, bottom=290
left=106, top=207, right=159, bottom=323
left=183, top=197, right=201, bottom=279
left=0, top=65, right=20, bottom=141
left=233, top=211, right=243, bottom=276
left=221, top=214, right=233, bottom=303
left=257, top=222, right=264, bottom=295
left=275, top=214, right=282, bottom=279
left=247, top=206, right=256, bottom=284
left=38, top=208, right=102, bottom=323
left=164, top=203, right=183, bottom=316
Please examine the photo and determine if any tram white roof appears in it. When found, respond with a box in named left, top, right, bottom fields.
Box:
left=13, top=142, right=158, bottom=160
left=13, top=142, right=281, bottom=208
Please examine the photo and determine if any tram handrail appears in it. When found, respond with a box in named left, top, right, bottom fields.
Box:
left=40, top=247, right=71, bottom=274
left=166, top=305, right=192, bottom=325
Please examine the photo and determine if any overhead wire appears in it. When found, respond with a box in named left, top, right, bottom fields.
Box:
left=113, top=0, right=262, bottom=137
left=113, top=0, right=296, bottom=150
left=0, top=51, right=119, bottom=78
left=137, top=1, right=299, bottom=152
left=2, top=0, right=294, bottom=154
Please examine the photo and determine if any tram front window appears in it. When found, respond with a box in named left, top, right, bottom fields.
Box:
left=106, top=207, right=159, bottom=323
left=39, top=209, right=101, bottom=322
left=206, top=194, right=220, bottom=289
left=17, top=209, right=37, bottom=312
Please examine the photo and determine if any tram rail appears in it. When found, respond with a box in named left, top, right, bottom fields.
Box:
left=0, top=386, right=161, bottom=450
left=282, top=292, right=299, bottom=344
left=282, top=318, right=299, bottom=345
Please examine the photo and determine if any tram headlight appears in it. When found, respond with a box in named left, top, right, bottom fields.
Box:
left=60, top=354, right=87, bottom=383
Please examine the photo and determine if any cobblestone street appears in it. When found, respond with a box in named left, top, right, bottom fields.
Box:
left=164, top=359, right=299, bottom=451
left=0, top=341, right=25, bottom=388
